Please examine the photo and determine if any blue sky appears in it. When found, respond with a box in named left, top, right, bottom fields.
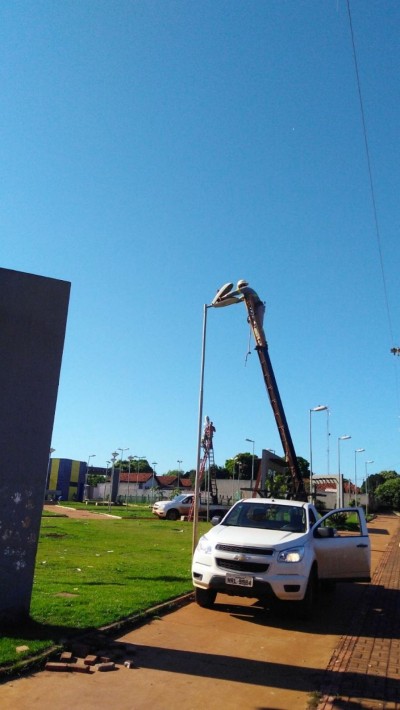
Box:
left=2, top=0, right=399, bottom=485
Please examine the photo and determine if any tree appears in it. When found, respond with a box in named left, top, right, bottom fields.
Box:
left=375, top=477, right=400, bottom=510
left=297, top=457, right=310, bottom=480
left=363, top=470, right=398, bottom=495
left=225, top=453, right=259, bottom=480
left=117, top=458, right=152, bottom=473
left=87, top=473, right=106, bottom=487
left=381, top=470, right=398, bottom=481
left=267, top=470, right=292, bottom=498
left=212, top=465, right=229, bottom=479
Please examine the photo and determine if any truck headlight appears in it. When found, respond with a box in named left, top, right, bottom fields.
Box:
left=277, top=546, right=305, bottom=563
left=196, top=535, right=212, bottom=555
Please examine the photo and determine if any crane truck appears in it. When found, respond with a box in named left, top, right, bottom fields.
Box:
left=191, top=281, right=371, bottom=615
left=212, top=279, right=306, bottom=500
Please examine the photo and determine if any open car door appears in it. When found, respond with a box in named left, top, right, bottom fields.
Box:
left=312, top=507, right=371, bottom=582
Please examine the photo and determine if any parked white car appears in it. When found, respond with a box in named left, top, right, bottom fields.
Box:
left=152, top=494, right=194, bottom=520
left=192, top=498, right=371, bottom=616
left=152, top=493, right=231, bottom=521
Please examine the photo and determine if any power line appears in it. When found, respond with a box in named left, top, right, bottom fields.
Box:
left=346, top=1, right=400, bottom=420
left=346, top=0, right=395, bottom=349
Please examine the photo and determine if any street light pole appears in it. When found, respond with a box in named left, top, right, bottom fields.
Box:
left=245, top=438, right=255, bottom=490
left=118, top=448, right=129, bottom=503
left=118, top=448, right=129, bottom=468
left=337, top=435, right=351, bottom=507
left=232, top=459, right=236, bottom=501
left=365, top=460, right=374, bottom=516
left=193, top=284, right=242, bottom=554
left=326, top=408, right=330, bottom=475
left=127, top=455, right=134, bottom=504
left=85, top=454, right=96, bottom=502
left=109, top=451, right=118, bottom=509
left=193, top=303, right=209, bottom=556
left=105, top=461, right=110, bottom=501
left=132, top=456, right=146, bottom=500
left=47, top=447, right=56, bottom=497
left=309, top=405, right=328, bottom=501
left=354, top=448, right=365, bottom=505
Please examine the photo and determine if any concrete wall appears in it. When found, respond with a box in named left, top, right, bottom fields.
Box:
left=0, top=268, right=70, bottom=622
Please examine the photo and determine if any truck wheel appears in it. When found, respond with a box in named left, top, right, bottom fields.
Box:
left=321, top=580, right=336, bottom=593
left=297, top=568, right=318, bottom=620
left=166, top=509, right=180, bottom=521
left=195, top=587, right=217, bottom=609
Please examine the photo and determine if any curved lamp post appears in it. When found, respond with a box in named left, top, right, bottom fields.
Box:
left=193, top=285, right=242, bottom=554
left=118, top=448, right=129, bottom=503
left=354, top=448, right=365, bottom=505
left=109, top=451, right=118, bottom=509
left=245, top=438, right=255, bottom=489
left=127, top=455, right=134, bottom=504
left=365, top=459, right=374, bottom=516
left=309, top=405, right=328, bottom=500
left=132, top=456, right=146, bottom=498
left=337, top=435, right=351, bottom=506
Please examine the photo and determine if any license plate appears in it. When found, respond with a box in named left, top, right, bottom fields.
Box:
left=226, top=574, right=253, bottom=588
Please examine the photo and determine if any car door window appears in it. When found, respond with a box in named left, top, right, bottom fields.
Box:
left=318, top=510, right=362, bottom=537
left=313, top=508, right=370, bottom=580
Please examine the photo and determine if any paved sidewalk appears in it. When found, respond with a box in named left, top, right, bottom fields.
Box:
left=317, top=515, right=400, bottom=710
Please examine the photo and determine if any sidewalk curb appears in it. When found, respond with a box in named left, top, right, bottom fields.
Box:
left=317, top=519, right=400, bottom=709
left=0, top=592, right=194, bottom=683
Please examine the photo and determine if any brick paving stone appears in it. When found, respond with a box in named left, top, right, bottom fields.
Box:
left=317, top=519, right=400, bottom=710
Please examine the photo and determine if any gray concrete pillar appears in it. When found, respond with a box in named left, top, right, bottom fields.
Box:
left=0, top=268, right=70, bottom=622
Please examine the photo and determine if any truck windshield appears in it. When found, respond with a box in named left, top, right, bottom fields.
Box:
left=221, top=502, right=307, bottom=533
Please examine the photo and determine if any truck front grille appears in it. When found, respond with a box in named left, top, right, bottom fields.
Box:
left=215, top=543, right=274, bottom=556
left=216, top=558, right=269, bottom=573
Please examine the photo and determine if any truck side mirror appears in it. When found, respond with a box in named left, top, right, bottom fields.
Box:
left=314, top=526, right=335, bottom=538
left=211, top=515, right=222, bottom=526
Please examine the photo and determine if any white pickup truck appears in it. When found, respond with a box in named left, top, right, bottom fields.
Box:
left=192, top=497, right=371, bottom=617
left=152, top=493, right=230, bottom=522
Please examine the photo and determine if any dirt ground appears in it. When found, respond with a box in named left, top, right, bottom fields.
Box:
left=1, top=507, right=397, bottom=710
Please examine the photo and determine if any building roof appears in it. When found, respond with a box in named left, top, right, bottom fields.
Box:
left=119, top=472, right=154, bottom=484
left=118, top=472, right=192, bottom=489
left=155, top=475, right=192, bottom=489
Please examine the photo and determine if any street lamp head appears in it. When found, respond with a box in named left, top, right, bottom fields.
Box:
left=338, top=435, right=351, bottom=441
left=210, top=282, right=241, bottom=308
left=355, top=448, right=365, bottom=453
left=311, top=405, right=328, bottom=412
left=365, top=460, right=374, bottom=464
left=245, top=438, right=254, bottom=443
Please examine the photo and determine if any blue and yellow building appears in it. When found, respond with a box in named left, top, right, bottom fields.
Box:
left=47, top=458, right=87, bottom=501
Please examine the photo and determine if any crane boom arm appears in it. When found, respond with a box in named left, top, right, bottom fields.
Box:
left=239, top=290, right=306, bottom=500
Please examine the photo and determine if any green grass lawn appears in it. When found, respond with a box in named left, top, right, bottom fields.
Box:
left=0, top=506, right=209, bottom=671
